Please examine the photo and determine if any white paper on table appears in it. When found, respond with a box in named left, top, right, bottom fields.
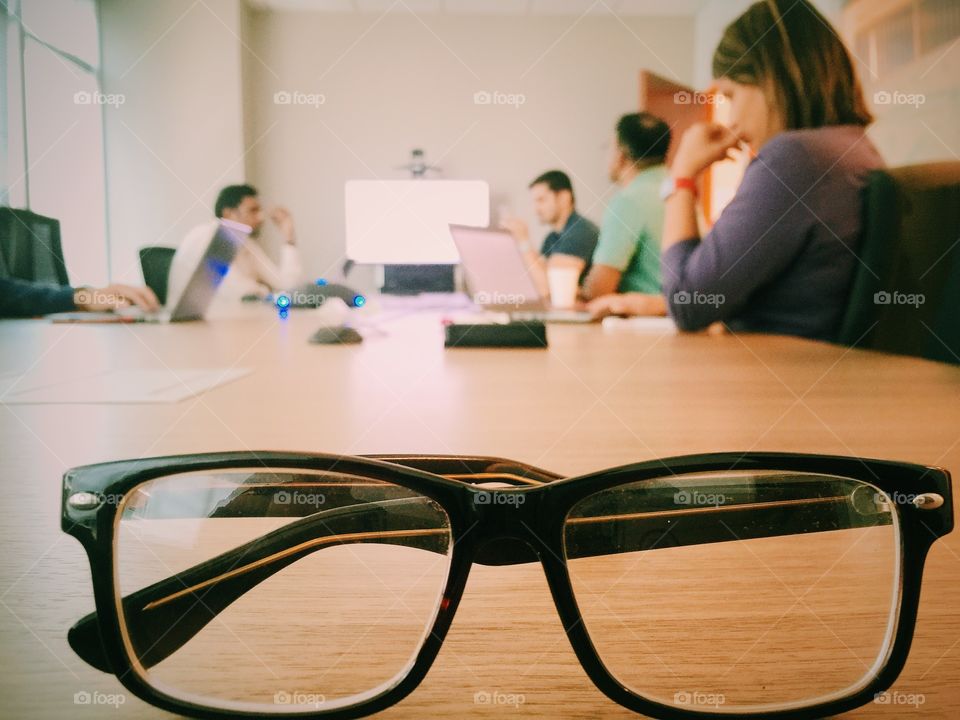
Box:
left=1, top=367, right=253, bottom=404
left=601, top=316, right=678, bottom=333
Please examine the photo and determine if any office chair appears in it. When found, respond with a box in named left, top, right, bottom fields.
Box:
left=138, top=246, right=176, bottom=306
left=0, top=207, right=69, bottom=285
left=837, top=162, right=960, bottom=365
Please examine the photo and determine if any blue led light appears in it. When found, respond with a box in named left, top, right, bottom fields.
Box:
left=206, top=259, right=230, bottom=278
left=276, top=293, right=291, bottom=308
left=353, top=294, right=366, bottom=308
left=278, top=308, right=289, bottom=320
left=315, top=278, right=328, bottom=286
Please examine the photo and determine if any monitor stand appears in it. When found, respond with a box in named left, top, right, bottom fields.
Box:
left=381, top=264, right=457, bottom=295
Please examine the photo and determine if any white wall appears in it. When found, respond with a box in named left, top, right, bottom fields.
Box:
left=242, top=9, right=695, bottom=279
left=100, top=0, right=246, bottom=283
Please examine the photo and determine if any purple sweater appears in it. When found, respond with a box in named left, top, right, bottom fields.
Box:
left=663, top=125, right=884, bottom=341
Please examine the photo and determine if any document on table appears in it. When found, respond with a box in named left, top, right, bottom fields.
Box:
left=601, top=316, right=677, bottom=333
left=0, top=367, right=252, bottom=404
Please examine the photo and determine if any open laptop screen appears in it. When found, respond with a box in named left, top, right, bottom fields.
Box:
left=448, top=224, right=546, bottom=312
left=168, top=220, right=250, bottom=321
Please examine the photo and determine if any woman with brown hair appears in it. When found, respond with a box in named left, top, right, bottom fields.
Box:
left=591, top=0, right=883, bottom=341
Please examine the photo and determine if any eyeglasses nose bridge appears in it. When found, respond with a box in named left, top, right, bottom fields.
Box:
left=467, top=486, right=543, bottom=544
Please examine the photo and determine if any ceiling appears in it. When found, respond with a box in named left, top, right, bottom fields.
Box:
left=246, top=0, right=709, bottom=17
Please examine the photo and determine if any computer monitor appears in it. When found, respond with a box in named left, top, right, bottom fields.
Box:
left=344, top=180, right=489, bottom=264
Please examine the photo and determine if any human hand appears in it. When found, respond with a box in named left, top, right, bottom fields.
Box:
left=500, top=217, right=530, bottom=245
left=269, top=206, right=296, bottom=244
left=671, top=122, right=742, bottom=179
left=74, top=284, right=160, bottom=312
left=586, top=292, right=666, bottom=318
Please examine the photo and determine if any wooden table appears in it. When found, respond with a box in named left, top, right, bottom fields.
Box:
left=2, top=306, right=959, bottom=718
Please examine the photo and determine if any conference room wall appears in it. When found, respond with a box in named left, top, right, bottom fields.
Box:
left=100, top=0, right=246, bottom=284
left=241, top=9, right=695, bottom=282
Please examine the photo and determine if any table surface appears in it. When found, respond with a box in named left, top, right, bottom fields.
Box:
left=2, top=305, right=960, bottom=719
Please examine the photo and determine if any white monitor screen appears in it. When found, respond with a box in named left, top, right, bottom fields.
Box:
left=345, top=179, right=489, bottom=264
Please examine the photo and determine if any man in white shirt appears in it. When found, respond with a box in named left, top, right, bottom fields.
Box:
left=167, top=184, right=305, bottom=313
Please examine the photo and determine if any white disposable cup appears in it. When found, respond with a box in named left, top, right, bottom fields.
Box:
left=547, top=267, right=580, bottom=309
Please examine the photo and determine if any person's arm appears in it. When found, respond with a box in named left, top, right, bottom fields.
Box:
left=580, top=265, right=622, bottom=300
left=0, top=277, right=76, bottom=318
left=236, top=240, right=301, bottom=292
left=580, top=197, right=636, bottom=301
left=662, top=128, right=819, bottom=331
left=244, top=246, right=304, bottom=293
left=587, top=292, right=667, bottom=318
left=0, top=278, right=159, bottom=318
left=501, top=217, right=550, bottom=298
left=245, top=207, right=305, bottom=291
left=663, top=122, right=741, bottom=253
left=271, top=206, right=305, bottom=288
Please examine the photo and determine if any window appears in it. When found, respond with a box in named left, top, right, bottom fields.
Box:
left=851, top=0, right=960, bottom=79
left=1, top=0, right=109, bottom=285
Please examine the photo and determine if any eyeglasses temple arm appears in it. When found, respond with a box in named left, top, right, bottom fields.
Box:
left=69, top=496, right=445, bottom=672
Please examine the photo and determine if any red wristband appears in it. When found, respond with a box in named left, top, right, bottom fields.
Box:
left=674, top=177, right=698, bottom=197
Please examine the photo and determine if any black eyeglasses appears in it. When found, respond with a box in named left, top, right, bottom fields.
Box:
left=62, top=451, right=952, bottom=719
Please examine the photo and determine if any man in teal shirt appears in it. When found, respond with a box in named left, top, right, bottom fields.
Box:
left=581, top=113, right=670, bottom=314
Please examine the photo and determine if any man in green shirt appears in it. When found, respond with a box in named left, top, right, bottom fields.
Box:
left=581, top=113, right=670, bottom=316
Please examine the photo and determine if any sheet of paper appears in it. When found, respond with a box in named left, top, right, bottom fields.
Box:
left=601, top=316, right=678, bottom=333
left=2, top=367, right=252, bottom=404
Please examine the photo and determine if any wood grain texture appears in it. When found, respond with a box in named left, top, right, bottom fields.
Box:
left=1, top=307, right=959, bottom=718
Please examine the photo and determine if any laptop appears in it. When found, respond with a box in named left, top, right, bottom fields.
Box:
left=50, top=220, right=250, bottom=324
left=448, top=224, right=594, bottom=323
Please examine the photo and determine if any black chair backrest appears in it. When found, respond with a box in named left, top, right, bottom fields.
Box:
left=0, top=207, right=69, bottom=286
left=138, top=246, right=176, bottom=306
left=838, top=162, right=960, bottom=364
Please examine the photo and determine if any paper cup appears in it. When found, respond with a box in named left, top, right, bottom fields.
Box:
left=547, top=267, right=580, bottom=309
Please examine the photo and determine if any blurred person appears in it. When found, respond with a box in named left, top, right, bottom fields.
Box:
left=580, top=113, right=670, bottom=317
left=167, top=184, right=305, bottom=309
left=501, top=170, right=598, bottom=297
left=651, top=0, right=882, bottom=340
